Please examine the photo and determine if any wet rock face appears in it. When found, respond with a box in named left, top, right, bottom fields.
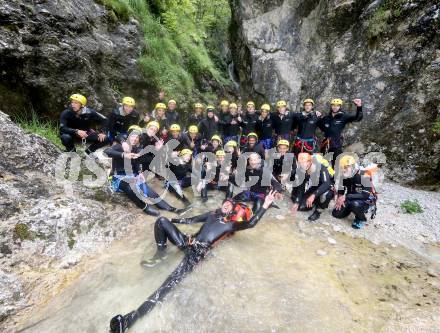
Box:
left=0, top=111, right=138, bottom=320
left=230, top=0, right=440, bottom=185
left=0, top=0, right=150, bottom=117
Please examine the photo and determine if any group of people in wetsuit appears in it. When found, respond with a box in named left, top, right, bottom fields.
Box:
left=60, top=93, right=374, bottom=229
left=59, top=93, right=377, bottom=333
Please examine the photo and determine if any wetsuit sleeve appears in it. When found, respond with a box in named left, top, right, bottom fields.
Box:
left=171, top=212, right=212, bottom=224
left=313, top=168, right=331, bottom=197
left=232, top=207, right=268, bottom=231
left=317, top=116, right=326, bottom=132
left=107, top=110, right=117, bottom=136
left=92, top=110, right=109, bottom=132
left=291, top=179, right=305, bottom=204
left=104, top=144, right=124, bottom=159
left=59, top=110, right=77, bottom=135
left=270, top=174, right=284, bottom=193
left=344, top=106, right=363, bottom=123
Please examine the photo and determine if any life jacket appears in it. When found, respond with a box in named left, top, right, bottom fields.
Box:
left=360, top=163, right=380, bottom=219
left=224, top=203, right=253, bottom=223
left=360, top=163, right=380, bottom=196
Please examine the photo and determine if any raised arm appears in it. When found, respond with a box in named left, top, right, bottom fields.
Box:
left=171, top=211, right=213, bottom=224
left=232, top=190, right=276, bottom=231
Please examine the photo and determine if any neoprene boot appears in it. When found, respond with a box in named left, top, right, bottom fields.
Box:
left=143, top=204, right=160, bottom=216
left=308, top=209, right=321, bottom=222
left=201, top=186, right=208, bottom=203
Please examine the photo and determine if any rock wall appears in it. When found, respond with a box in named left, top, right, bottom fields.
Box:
left=0, top=0, right=150, bottom=117
left=230, top=0, right=440, bottom=185
left=0, top=111, right=139, bottom=323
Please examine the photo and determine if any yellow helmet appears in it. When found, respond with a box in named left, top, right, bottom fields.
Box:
left=220, top=100, right=229, bottom=107
left=303, top=98, right=315, bottom=106
left=229, top=103, right=238, bottom=109
left=170, top=124, right=181, bottom=132
left=277, top=139, right=289, bottom=147
left=122, top=96, right=135, bottom=106
left=276, top=100, right=287, bottom=108
left=180, top=149, right=192, bottom=157
left=128, top=125, right=142, bottom=133
left=339, top=155, right=356, bottom=168
left=155, top=103, right=166, bottom=110
left=211, top=135, right=222, bottom=143
left=331, top=98, right=343, bottom=106
left=247, top=132, right=258, bottom=139
left=216, top=150, right=226, bottom=157
left=168, top=99, right=177, bottom=105
left=261, top=104, right=271, bottom=111
left=188, top=125, right=198, bottom=134
left=146, top=120, right=160, bottom=130
left=206, top=105, right=215, bottom=112
left=226, top=140, right=237, bottom=148
left=246, top=101, right=255, bottom=107
left=70, top=94, right=87, bottom=106
left=194, top=103, right=204, bottom=109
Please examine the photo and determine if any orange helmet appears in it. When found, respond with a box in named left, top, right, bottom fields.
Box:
left=224, top=201, right=253, bottom=223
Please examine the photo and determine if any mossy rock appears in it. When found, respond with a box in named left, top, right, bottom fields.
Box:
left=13, top=223, right=35, bottom=241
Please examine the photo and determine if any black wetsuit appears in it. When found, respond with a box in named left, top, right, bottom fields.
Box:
left=139, top=133, right=161, bottom=172
left=240, top=113, right=259, bottom=137
left=218, top=111, right=229, bottom=136
left=292, top=112, right=321, bottom=155
left=242, top=142, right=266, bottom=159
left=182, top=132, right=202, bottom=154
left=187, top=113, right=203, bottom=128
left=228, top=165, right=284, bottom=211
left=167, top=110, right=180, bottom=126
left=272, top=112, right=295, bottom=140
left=272, top=154, right=296, bottom=182
left=256, top=115, right=274, bottom=149
left=200, top=162, right=230, bottom=200
left=107, top=106, right=140, bottom=141
left=165, top=134, right=187, bottom=152
left=318, top=106, right=363, bottom=165
left=109, top=206, right=268, bottom=333
left=219, top=113, right=241, bottom=142
left=165, top=157, right=193, bottom=203
left=198, top=116, right=219, bottom=141
left=291, top=165, right=333, bottom=212
left=332, top=170, right=375, bottom=222
left=104, top=144, right=174, bottom=214
left=59, top=106, right=109, bottom=153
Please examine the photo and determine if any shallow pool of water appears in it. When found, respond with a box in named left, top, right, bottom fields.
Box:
left=17, top=192, right=440, bottom=333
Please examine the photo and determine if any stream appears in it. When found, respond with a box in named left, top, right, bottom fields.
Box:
left=16, top=191, right=440, bottom=333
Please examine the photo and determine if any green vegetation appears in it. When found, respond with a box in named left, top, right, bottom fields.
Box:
left=400, top=199, right=423, bottom=214
left=14, top=111, right=62, bottom=148
left=432, top=120, right=440, bottom=134
left=68, top=236, right=76, bottom=250
left=115, top=0, right=232, bottom=103
left=366, top=0, right=406, bottom=40
left=96, top=0, right=132, bottom=21
left=13, top=223, right=35, bottom=241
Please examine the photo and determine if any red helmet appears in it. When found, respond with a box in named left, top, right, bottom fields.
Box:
left=224, top=202, right=252, bottom=223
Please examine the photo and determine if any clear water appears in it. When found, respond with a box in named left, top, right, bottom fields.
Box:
left=17, top=192, right=440, bottom=333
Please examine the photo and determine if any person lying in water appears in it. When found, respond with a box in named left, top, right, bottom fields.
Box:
left=109, top=190, right=278, bottom=333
